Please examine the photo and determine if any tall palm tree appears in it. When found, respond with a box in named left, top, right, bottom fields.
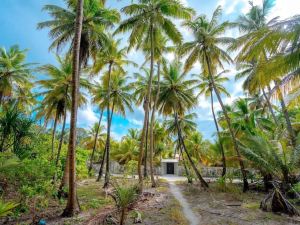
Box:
left=92, top=39, right=135, bottom=187
left=232, top=0, right=296, bottom=145
left=197, top=71, right=230, bottom=176
left=0, top=46, right=33, bottom=105
left=38, top=0, right=120, bottom=67
left=116, top=0, right=194, bottom=191
left=158, top=61, right=208, bottom=187
left=62, top=0, right=83, bottom=216
left=87, top=109, right=104, bottom=175
left=37, top=54, right=90, bottom=162
left=180, top=6, right=249, bottom=191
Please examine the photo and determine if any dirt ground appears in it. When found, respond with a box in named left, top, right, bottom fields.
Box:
left=178, top=182, right=300, bottom=225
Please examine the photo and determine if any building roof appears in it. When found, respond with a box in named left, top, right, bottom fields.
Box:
left=161, top=158, right=179, bottom=163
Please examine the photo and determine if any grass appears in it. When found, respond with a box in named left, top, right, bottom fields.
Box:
left=77, top=179, right=112, bottom=211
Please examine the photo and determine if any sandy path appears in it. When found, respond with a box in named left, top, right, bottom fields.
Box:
left=168, top=181, right=200, bottom=225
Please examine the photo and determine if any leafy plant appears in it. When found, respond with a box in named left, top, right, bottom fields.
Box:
left=0, top=199, right=19, bottom=217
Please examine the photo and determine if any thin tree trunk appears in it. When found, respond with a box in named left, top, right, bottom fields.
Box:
left=88, top=110, right=103, bottom=175
left=275, top=81, right=296, bottom=147
left=149, top=62, right=161, bottom=188
left=137, top=23, right=155, bottom=192
left=55, top=105, right=68, bottom=167
left=204, top=53, right=249, bottom=192
left=51, top=112, right=59, bottom=159
left=178, top=141, right=192, bottom=184
left=62, top=0, right=83, bottom=216
left=175, top=112, right=208, bottom=188
left=210, top=89, right=226, bottom=177
left=120, top=209, right=126, bottom=225
left=143, top=116, right=149, bottom=178
left=58, top=148, right=70, bottom=198
left=262, top=88, right=278, bottom=125
left=103, top=62, right=114, bottom=188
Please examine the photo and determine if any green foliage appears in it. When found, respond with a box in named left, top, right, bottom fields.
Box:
left=124, top=160, right=138, bottom=177
left=0, top=199, right=19, bottom=217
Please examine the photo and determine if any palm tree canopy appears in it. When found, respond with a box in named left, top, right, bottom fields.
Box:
left=38, top=0, right=120, bottom=66
left=180, top=6, right=234, bottom=74
left=115, top=0, right=195, bottom=50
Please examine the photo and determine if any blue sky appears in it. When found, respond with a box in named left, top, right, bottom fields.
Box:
left=0, top=0, right=299, bottom=140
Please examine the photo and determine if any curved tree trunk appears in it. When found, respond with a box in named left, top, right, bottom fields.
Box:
left=204, top=53, right=249, bottom=192
left=210, top=89, right=226, bottom=177
left=262, top=88, right=278, bottom=125
left=103, top=62, right=114, bottom=188
left=149, top=62, right=161, bottom=188
left=88, top=110, right=103, bottom=175
left=138, top=23, right=155, bottom=192
left=62, top=0, right=83, bottom=216
left=175, top=112, right=208, bottom=188
left=275, top=81, right=296, bottom=147
left=51, top=112, right=59, bottom=159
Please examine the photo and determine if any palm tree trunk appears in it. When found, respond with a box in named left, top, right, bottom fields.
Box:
left=103, top=59, right=114, bottom=188
left=143, top=116, right=149, bottom=178
left=58, top=148, right=70, bottom=198
left=178, top=141, right=192, bottom=184
left=262, top=88, right=278, bottom=125
left=55, top=105, right=68, bottom=167
left=137, top=23, right=155, bottom=192
left=62, top=0, right=83, bottom=216
left=210, top=89, right=226, bottom=177
left=149, top=62, right=161, bottom=188
left=204, top=53, right=249, bottom=192
left=51, top=112, right=59, bottom=159
left=88, top=110, right=103, bottom=175
left=174, top=112, right=208, bottom=188
left=274, top=81, right=296, bottom=147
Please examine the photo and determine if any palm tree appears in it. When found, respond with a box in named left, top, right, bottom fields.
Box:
left=88, top=109, right=103, bottom=175
left=92, top=39, right=135, bottom=187
left=158, top=61, right=208, bottom=187
left=37, top=54, right=90, bottom=162
left=197, top=71, right=229, bottom=176
left=232, top=0, right=297, bottom=146
left=84, top=120, right=106, bottom=175
left=38, top=0, right=120, bottom=67
left=0, top=45, right=33, bottom=105
left=62, top=0, right=83, bottom=217
left=116, top=0, right=194, bottom=191
left=180, top=6, right=249, bottom=191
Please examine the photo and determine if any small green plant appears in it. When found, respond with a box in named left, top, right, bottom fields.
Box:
left=0, top=199, right=19, bottom=217
left=109, top=183, right=139, bottom=225
left=216, top=176, right=226, bottom=192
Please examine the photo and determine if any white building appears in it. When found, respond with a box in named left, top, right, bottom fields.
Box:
left=160, top=158, right=179, bottom=175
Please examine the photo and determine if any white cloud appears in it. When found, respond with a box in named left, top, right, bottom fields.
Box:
left=77, top=104, right=99, bottom=127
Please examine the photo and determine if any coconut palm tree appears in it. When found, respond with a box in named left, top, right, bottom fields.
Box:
left=158, top=60, right=208, bottom=187
left=38, top=0, right=120, bottom=67
left=115, top=0, right=194, bottom=191
left=37, top=54, right=90, bottom=162
left=84, top=121, right=106, bottom=175
left=62, top=0, right=83, bottom=216
left=232, top=0, right=297, bottom=146
left=180, top=6, right=249, bottom=191
left=196, top=71, right=229, bottom=176
left=0, top=45, right=33, bottom=106
left=92, top=39, right=135, bottom=187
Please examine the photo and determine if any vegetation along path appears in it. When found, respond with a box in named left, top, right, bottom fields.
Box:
left=168, top=181, right=200, bottom=225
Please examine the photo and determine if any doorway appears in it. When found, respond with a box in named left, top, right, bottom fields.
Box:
left=166, top=163, right=175, bottom=174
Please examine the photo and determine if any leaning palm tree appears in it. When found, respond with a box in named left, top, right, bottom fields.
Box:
left=158, top=60, right=208, bottom=188
left=196, top=71, right=230, bottom=177
left=0, top=45, right=33, bottom=106
left=92, top=38, right=135, bottom=187
left=115, top=0, right=194, bottom=191
left=180, top=6, right=249, bottom=191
